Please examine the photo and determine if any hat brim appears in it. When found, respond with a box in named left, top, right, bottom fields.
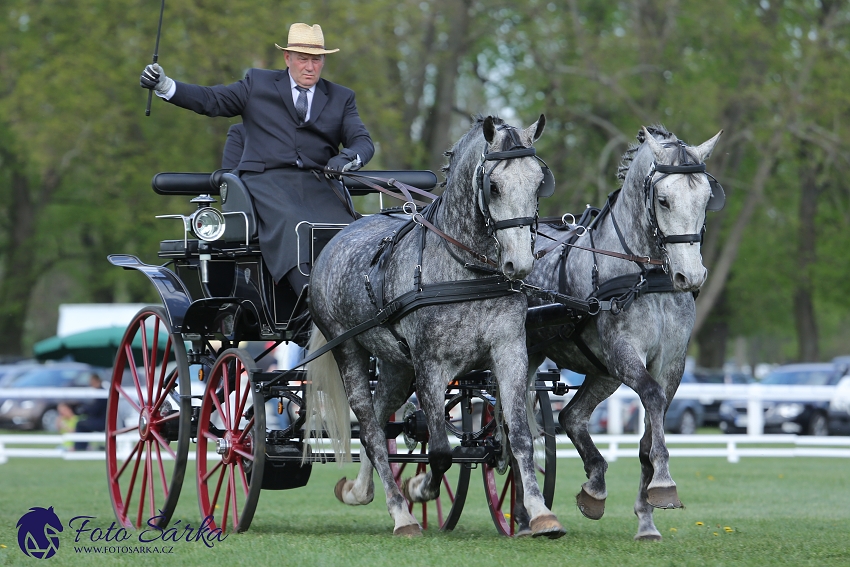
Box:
left=275, top=43, right=339, bottom=55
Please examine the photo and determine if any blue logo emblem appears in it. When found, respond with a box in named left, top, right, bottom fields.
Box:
left=16, top=507, right=63, bottom=559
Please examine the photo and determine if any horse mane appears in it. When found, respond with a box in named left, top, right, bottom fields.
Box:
left=439, top=114, right=518, bottom=188
left=616, top=124, right=704, bottom=190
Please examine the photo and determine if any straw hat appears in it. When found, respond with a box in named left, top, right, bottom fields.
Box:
left=275, top=23, right=339, bottom=55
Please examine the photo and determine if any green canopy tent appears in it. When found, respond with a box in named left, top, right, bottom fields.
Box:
left=33, top=326, right=173, bottom=368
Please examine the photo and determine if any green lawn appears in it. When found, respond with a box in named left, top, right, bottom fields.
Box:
left=1, top=453, right=848, bottom=567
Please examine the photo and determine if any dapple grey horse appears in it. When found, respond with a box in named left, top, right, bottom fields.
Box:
left=306, top=115, right=566, bottom=537
left=526, top=125, right=722, bottom=541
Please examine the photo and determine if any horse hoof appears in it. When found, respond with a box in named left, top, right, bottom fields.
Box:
left=393, top=523, right=422, bottom=537
left=576, top=488, right=606, bottom=520
left=514, top=527, right=533, bottom=538
left=530, top=514, right=567, bottom=539
left=635, top=533, right=663, bottom=542
left=647, top=486, right=682, bottom=509
left=334, top=477, right=350, bottom=503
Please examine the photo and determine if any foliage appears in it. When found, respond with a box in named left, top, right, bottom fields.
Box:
left=1, top=1, right=849, bottom=361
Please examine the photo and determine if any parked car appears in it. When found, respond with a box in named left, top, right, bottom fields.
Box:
left=0, top=362, right=107, bottom=431
left=718, top=362, right=843, bottom=436
left=827, top=356, right=850, bottom=435
left=686, top=368, right=753, bottom=426
left=585, top=379, right=705, bottom=435
left=0, top=361, right=41, bottom=388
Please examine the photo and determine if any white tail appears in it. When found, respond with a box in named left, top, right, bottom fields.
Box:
left=302, top=325, right=351, bottom=465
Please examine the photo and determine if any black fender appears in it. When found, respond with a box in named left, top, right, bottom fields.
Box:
left=108, top=254, right=192, bottom=332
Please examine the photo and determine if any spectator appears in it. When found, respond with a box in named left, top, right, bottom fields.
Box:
left=74, top=374, right=107, bottom=451
left=55, top=403, right=78, bottom=451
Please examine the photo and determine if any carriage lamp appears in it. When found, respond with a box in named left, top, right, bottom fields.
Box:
left=191, top=207, right=226, bottom=242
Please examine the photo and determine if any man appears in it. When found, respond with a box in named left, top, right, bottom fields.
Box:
left=140, top=23, right=374, bottom=295
left=221, top=123, right=244, bottom=170
left=74, top=374, right=107, bottom=451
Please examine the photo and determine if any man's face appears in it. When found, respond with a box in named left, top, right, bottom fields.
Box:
left=284, top=51, right=324, bottom=88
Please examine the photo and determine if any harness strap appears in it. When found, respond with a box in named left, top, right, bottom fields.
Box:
left=262, top=276, right=521, bottom=387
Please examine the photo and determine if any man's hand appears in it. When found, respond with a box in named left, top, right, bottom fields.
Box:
left=140, top=63, right=174, bottom=96
left=325, top=150, right=362, bottom=179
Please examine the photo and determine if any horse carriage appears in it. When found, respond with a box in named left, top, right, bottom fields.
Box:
left=105, top=115, right=725, bottom=541
left=104, top=116, right=567, bottom=537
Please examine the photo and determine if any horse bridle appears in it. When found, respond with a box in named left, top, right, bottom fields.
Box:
left=643, top=148, right=725, bottom=252
left=475, top=132, right=555, bottom=237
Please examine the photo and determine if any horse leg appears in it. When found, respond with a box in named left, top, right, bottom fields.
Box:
left=633, top=364, right=685, bottom=541
left=495, top=349, right=565, bottom=538
left=338, top=363, right=414, bottom=507
left=400, top=369, right=453, bottom=504
left=559, top=374, right=620, bottom=520
left=609, top=343, right=682, bottom=511
left=334, top=347, right=420, bottom=536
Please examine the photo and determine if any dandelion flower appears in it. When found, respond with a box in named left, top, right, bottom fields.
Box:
left=707, top=475, right=715, bottom=481
left=713, top=532, right=719, bottom=536
left=670, top=528, right=678, bottom=532
left=695, top=521, right=704, bottom=526
left=724, top=527, right=733, bottom=532
left=0, top=544, right=6, bottom=548
left=778, top=474, right=784, bottom=479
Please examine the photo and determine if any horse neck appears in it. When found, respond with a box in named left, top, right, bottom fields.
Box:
left=596, top=167, right=658, bottom=272
left=433, top=160, right=493, bottom=263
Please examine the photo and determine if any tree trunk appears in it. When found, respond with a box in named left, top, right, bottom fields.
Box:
left=696, top=291, right=729, bottom=368
left=793, top=149, right=821, bottom=361
left=422, top=0, right=472, bottom=171
left=0, top=168, right=41, bottom=357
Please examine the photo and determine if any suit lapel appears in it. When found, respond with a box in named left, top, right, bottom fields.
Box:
left=309, top=79, right=328, bottom=124
left=275, top=69, right=300, bottom=124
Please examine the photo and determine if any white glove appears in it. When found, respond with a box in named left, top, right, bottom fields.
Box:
left=140, top=63, right=174, bottom=96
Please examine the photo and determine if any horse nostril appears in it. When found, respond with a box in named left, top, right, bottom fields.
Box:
left=503, top=261, right=516, bottom=278
left=673, top=272, right=689, bottom=289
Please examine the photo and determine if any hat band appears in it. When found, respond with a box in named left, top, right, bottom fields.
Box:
left=288, top=43, right=325, bottom=49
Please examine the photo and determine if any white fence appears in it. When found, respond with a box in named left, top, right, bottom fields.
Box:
left=2, top=383, right=849, bottom=464
left=2, top=432, right=850, bottom=465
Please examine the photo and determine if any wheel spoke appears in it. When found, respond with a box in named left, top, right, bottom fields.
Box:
left=111, top=423, right=140, bottom=437
left=136, top=442, right=149, bottom=528
left=236, top=458, right=250, bottom=496
left=211, top=462, right=227, bottom=520
left=232, top=447, right=254, bottom=461
left=210, top=388, right=227, bottom=429
left=123, top=442, right=145, bottom=519
left=150, top=428, right=177, bottom=459
left=146, top=442, right=156, bottom=522
left=235, top=380, right=250, bottom=427
left=236, top=416, right=255, bottom=444
left=203, top=459, right=224, bottom=484
left=147, top=323, right=160, bottom=403
left=221, top=467, right=232, bottom=532
left=149, top=372, right=179, bottom=417
left=115, top=383, right=142, bottom=413
left=223, top=364, right=232, bottom=429
left=228, top=466, right=239, bottom=530
left=154, top=439, right=169, bottom=496
left=113, top=441, right=141, bottom=481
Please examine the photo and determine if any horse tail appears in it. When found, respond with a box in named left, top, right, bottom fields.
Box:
left=303, top=325, right=351, bottom=465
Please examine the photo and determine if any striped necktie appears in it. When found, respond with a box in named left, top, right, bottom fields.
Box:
left=295, top=86, right=308, bottom=123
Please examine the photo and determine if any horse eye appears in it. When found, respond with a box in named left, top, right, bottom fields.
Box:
left=657, top=196, right=670, bottom=209
left=490, top=182, right=500, bottom=196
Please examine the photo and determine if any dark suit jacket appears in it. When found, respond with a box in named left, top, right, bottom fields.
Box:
left=169, top=68, right=374, bottom=172
left=166, top=69, right=372, bottom=282
left=221, top=123, right=245, bottom=169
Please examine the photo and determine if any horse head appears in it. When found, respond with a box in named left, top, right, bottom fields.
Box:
left=634, top=126, right=723, bottom=292
left=470, top=114, right=548, bottom=280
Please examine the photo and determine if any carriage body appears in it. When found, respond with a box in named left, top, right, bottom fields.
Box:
left=105, top=167, right=558, bottom=535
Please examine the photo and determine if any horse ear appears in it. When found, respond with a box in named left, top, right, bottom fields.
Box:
left=525, top=114, right=546, bottom=143
left=642, top=126, right=665, bottom=160
left=483, top=116, right=496, bottom=143
left=694, top=130, right=723, bottom=162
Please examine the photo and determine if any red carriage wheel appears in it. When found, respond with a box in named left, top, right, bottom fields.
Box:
left=106, top=306, right=191, bottom=529
left=388, top=394, right=472, bottom=530
left=481, top=388, right=556, bottom=536
left=196, top=349, right=265, bottom=533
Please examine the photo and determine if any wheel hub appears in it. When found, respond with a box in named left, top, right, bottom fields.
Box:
left=138, top=409, right=152, bottom=440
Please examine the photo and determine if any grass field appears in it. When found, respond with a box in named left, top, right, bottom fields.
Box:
left=1, top=453, right=848, bottom=567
